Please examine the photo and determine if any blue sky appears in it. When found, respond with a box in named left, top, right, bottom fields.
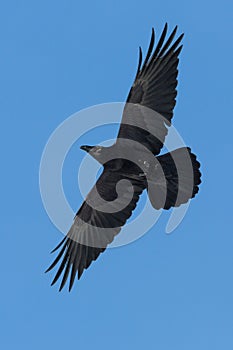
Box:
left=1, top=0, right=233, bottom=349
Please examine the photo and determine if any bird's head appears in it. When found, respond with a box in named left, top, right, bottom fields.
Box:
left=80, top=145, right=106, bottom=163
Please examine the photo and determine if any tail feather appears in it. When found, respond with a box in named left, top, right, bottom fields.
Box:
left=147, top=147, right=201, bottom=210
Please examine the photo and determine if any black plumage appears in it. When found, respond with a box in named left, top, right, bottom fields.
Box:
left=46, top=24, right=201, bottom=291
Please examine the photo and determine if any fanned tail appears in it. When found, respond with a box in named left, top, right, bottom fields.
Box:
left=147, top=147, right=201, bottom=210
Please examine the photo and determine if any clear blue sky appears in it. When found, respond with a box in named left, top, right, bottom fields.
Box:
left=1, top=1, right=233, bottom=349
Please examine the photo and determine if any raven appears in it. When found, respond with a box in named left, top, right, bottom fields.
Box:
left=46, top=24, right=201, bottom=291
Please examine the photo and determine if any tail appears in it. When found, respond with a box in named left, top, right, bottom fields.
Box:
left=147, top=147, right=201, bottom=210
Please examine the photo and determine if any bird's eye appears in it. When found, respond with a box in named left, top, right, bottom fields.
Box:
left=95, top=147, right=101, bottom=155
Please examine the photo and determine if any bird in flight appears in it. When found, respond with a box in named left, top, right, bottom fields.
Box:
left=46, top=24, right=201, bottom=291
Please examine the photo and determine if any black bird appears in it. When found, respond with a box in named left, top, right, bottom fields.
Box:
left=46, top=24, right=201, bottom=291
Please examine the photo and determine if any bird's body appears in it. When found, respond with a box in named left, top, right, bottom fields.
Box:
left=46, top=24, right=201, bottom=291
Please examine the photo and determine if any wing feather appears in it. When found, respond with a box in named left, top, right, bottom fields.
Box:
left=117, top=24, right=184, bottom=155
left=46, top=168, right=145, bottom=291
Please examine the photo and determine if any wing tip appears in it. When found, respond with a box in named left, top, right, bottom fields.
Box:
left=50, top=236, right=66, bottom=253
left=59, top=284, right=64, bottom=292
left=151, top=27, right=155, bottom=39
left=44, top=266, right=51, bottom=274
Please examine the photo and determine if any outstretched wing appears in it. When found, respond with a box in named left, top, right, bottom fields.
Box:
left=117, top=24, right=184, bottom=155
left=46, top=167, right=145, bottom=291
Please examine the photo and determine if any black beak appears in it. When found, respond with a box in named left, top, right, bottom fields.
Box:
left=80, top=145, right=93, bottom=153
